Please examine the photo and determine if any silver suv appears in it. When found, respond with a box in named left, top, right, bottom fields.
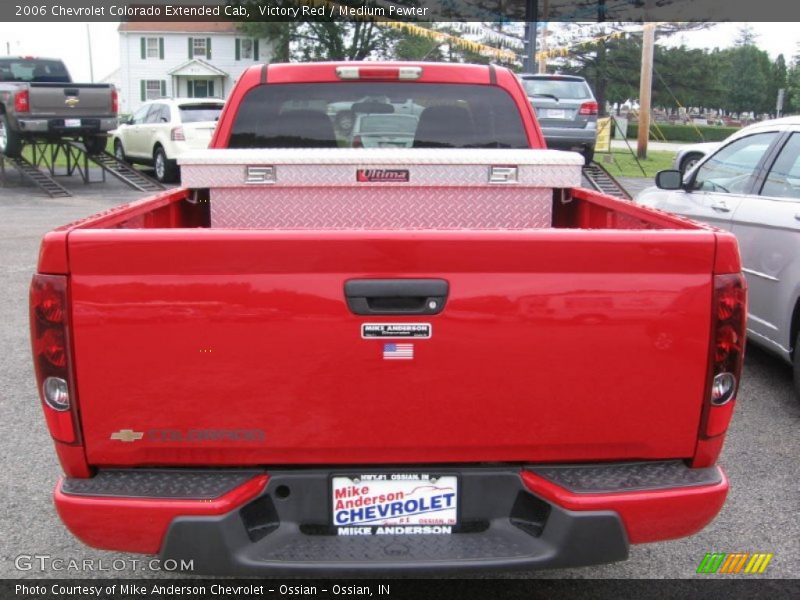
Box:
left=636, top=116, right=800, bottom=396
left=519, top=74, right=598, bottom=165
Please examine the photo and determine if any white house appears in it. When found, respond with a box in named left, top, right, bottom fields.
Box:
left=117, top=22, right=273, bottom=114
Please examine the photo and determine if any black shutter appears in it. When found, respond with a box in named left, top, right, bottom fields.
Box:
left=188, top=37, right=193, bottom=58
left=235, top=38, right=240, bottom=61
left=159, top=38, right=164, bottom=60
left=206, top=38, right=212, bottom=59
left=140, top=80, right=145, bottom=101
left=140, top=37, right=146, bottom=59
left=254, top=39, right=260, bottom=61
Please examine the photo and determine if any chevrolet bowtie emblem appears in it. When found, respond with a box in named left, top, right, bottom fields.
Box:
left=65, top=97, right=79, bottom=107
left=110, top=429, right=144, bottom=442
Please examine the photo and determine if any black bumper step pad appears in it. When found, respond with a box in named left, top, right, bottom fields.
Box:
left=61, top=468, right=265, bottom=500
left=528, top=461, right=722, bottom=494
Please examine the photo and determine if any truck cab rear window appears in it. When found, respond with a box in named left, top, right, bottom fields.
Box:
left=228, top=83, right=528, bottom=149
left=0, top=58, right=70, bottom=83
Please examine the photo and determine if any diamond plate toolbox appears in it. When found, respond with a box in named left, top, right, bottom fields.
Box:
left=179, top=148, right=584, bottom=230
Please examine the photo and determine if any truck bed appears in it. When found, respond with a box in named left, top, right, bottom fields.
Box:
left=40, top=182, right=729, bottom=468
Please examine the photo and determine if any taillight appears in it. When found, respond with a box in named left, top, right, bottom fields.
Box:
left=579, top=101, right=598, bottom=116
left=111, top=88, right=119, bottom=114
left=703, top=273, right=747, bottom=437
left=15, top=90, right=30, bottom=113
left=336, top=66, right=422, bottom=80
left=171, top=126, right=185, bottom=141
left=30, top=274, right=78, bottom=443
left=352, top=135, right=363, bottom=148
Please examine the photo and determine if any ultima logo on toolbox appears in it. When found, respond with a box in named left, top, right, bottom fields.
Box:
left=696, top=552, right=774, bottom=574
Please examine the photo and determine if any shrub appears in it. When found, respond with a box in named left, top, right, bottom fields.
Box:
left=625, top=124, right=740, bottom=143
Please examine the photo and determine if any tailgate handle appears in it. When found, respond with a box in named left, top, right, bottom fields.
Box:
left=344, top=279, right=448, bottom=315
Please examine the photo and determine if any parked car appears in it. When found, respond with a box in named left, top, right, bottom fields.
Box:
left=518, top=73, right=598, bottom=165
left=111, top=98, right=224, bottom=183
left=0, top=56, right=117, bottom=157
left=32, top=61, right=743, bottom=574
left=350, top=113, right=418, bottom=148
left=672, top=117, right=800, bottom=176
left=637, top=115, right=800, bottom=396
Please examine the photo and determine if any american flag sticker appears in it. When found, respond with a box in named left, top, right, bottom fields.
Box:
left=383, top=343, right=414, bottom=360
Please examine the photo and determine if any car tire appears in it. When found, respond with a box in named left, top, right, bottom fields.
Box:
left=83, top=135, right=107, bottom=155
left=335, top=111, right=355, bottom=134
left=0, top=113, right=23, bottom=158
left=113, top=139, right=129, bottom=164
left=153, top=146, right=178, bottom=183
left=679, top=152, right=704, bottom=176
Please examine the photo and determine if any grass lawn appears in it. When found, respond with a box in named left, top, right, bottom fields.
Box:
left=594, top=149, right=675, bottom=179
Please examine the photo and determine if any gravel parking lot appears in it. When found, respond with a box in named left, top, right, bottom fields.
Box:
left=0, top=174, right=797, bottom=579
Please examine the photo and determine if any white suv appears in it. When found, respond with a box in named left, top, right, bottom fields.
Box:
left=112, top=98, right=224, bottom=183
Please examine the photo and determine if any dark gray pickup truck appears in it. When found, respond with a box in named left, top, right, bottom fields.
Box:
left=0, top=57, right=117, bottom=157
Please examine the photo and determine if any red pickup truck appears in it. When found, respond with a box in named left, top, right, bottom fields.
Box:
left=30, top=62, right=746, bottom=574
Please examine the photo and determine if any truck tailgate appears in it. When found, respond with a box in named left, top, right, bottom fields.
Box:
left=66, top=229, right=715, bottom=466
left=28, top=83, right=113, bottom=117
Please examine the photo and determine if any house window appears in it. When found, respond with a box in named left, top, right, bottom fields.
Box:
left=145, top=80, right=163, bottom=100
left=192, top=38, right=207, bottom=58
left=236, top=38, right=259, bottom=61
left=241, top=39, right=253, bottom=59
left=146, top=37, right=160, bottom=58
left=141, top=37, right=163, bottom=60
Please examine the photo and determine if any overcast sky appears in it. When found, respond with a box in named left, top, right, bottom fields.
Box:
left=0, top=21, right=797, bottom=83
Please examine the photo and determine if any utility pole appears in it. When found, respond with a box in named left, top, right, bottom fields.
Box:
left=86, top=24, right=95, bottom=83
left=523, top=0, right=538, bottom=73
left=637, top=22, right=656, bottom=160
left=537, top=0, right=549, bottom=73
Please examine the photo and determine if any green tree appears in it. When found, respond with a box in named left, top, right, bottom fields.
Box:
left=725, top=44, right=770, bottom=115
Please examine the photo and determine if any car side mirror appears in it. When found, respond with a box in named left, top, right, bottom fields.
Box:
left=655, top=169, right=683, bottom=190
left=120, top=115, right=133, bottom=126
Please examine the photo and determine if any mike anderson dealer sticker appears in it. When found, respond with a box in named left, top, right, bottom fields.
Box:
left=361, top=323, right=431, bottom=339
left=332, top=474, right=458, bottom=535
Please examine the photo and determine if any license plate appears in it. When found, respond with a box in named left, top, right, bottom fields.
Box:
left=332, top=474, right=458, bottom=534
left=64, top=118, right=81, bottom=128
left=544, top=109, right=566, bottom=119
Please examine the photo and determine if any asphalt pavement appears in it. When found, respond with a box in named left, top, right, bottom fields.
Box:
left=0, top=173, right=797, bottom=579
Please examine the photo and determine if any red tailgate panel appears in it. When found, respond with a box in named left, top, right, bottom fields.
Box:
left=67, top=229, right=715, bottom=466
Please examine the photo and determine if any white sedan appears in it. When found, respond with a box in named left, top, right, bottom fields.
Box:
left=112, top=98, right=224, bottom=183
left=637, top=116, right=800, bottom=396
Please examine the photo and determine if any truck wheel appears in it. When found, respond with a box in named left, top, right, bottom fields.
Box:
left=83, top=135, right=107, bottom=155
left=153, top=146, right=177, bottom=183
left=0, top=113, right=23, bottom=158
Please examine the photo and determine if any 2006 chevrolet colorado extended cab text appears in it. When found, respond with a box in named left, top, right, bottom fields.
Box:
left=30, top=62, right=746, bottom=574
